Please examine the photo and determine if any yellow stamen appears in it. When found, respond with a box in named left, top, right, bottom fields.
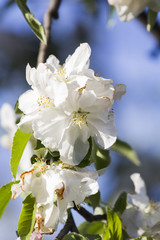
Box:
left=78, top=85, right=87, bottom=94
left=72, top=109, right=89, bottom=129
left=54, top=67, right=68, bottom=82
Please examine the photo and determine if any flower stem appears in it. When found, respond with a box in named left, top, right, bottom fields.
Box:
left=37, top=0, right=62, bottom=65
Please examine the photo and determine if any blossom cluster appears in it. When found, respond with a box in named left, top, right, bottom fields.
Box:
left=12, top=161, right=98, bottom=234
left=0, top=43, right=126, bottom=237
left=17, top=43, right=125, bottom=165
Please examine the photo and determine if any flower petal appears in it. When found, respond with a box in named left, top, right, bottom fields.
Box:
left=64, top=43, right=91, bottom=77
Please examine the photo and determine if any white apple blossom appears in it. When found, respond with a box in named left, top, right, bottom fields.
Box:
left=18, top=43, right=126, bottom=165
left=12, top=160, right=99, bottom=234
left=0, top=103, right=33, bottom=172
left=122, top=173, right=160, bottom=238
left=108, top=0, right=160, bottom=21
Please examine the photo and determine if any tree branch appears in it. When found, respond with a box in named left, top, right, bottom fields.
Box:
left=137, top=12, right=160, bottom=43
left=37, top=0, right=62, bottom=65
left=54, top=212, right=79, bottom=240
left=73, top=205, right=107, bottom=222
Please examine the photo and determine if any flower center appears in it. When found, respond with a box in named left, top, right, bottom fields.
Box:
left=33, top=161, right=49, bottom=175
left=54, top=67, right=68, bottom=82
left=72, top=109, right=89, bottom=129
left=37, top=96, right=54, bottom=111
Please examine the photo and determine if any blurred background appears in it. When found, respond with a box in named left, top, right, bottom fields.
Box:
left=0, top=0, right=160, bottom=239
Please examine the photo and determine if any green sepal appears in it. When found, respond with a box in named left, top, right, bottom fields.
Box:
left=34, top=140, right=45, bottom=150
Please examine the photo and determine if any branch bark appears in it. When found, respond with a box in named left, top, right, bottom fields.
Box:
left=37, top=0, right=62, bottom=66
left=54, top=212, right=79, bottom=240
left=73, top=205, right=107, bottom=222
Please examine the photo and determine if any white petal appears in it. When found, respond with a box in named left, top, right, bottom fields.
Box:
left=46, top=55, right=60, bottom=72
left=88, top=116, right=117, bottom=149
left=0, top=103, right=16, bottom=133
left=11, top=183, right=23, bottom=199
left=31, top=176, right=49, bottom=204
left=18, top=90, right=40, bottom=114
left=58, top=199, right=70, bottom=224
left=26, top=63, right=32, bottom=85
left=18, top=114, right=35, bottom=134
left=59, top=123, right=90, bottom=165
left=32, top=109, right=68, bottom=150
left=110, top=0, right=149, bottom=21
left=60, top=136, right=89, bottom=165
left=0, top=134, right=13, bottom=149
left=43, top=203, right=59, bottom=229
left=61, top=168, right=99, bottom=205
left=114, top=84, right=126, bottom=100
left=131, top=173, right=147, bottom=196
left=64, top=43, right=91, bottom=76
left=128, top=173, right=149, bottom=210
left=122, top=207, right=141, bottom=238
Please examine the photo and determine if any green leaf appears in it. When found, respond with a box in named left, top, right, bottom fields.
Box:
left=147, top=9, right=157, bottom=32
left=85, top=191, right=100, bottom=209
left=106, top=207, right=122, bottom=240
left=63, top=233, right=102, bottom=240
left=15, top=0, right=46, bottom=43
left=79, top=221, right=107, bottom=237
left=91, top=138, right=110, bottom=170
left=113, top=192, right=127, bottom=215
left=84, top=235, right=102, bottom=240
left=111, top=139, right=140, bottom=166
left=62, top=232, right=87, bottom=240
left=0, top=181, right=19, bottom=218
left=18, top=194, right=37, bottom=240
left=10, top=129, right=31, bottom=179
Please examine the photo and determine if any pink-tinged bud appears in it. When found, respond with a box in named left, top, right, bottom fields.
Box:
left=30, top=232, right=42, bottom=240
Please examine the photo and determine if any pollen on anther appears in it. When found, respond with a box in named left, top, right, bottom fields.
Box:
left=37, top=96, right=51, bottom=109
left=72, top=110, right=89, bottom=129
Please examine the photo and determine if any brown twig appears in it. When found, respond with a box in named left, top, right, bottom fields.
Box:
left=54, top=212, right=79, bottom=240
left=73, top=205, right=107, bottom=222
left=37, top=0, right=62, bottom=65
left=137, top=12, right=160, bottom=43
